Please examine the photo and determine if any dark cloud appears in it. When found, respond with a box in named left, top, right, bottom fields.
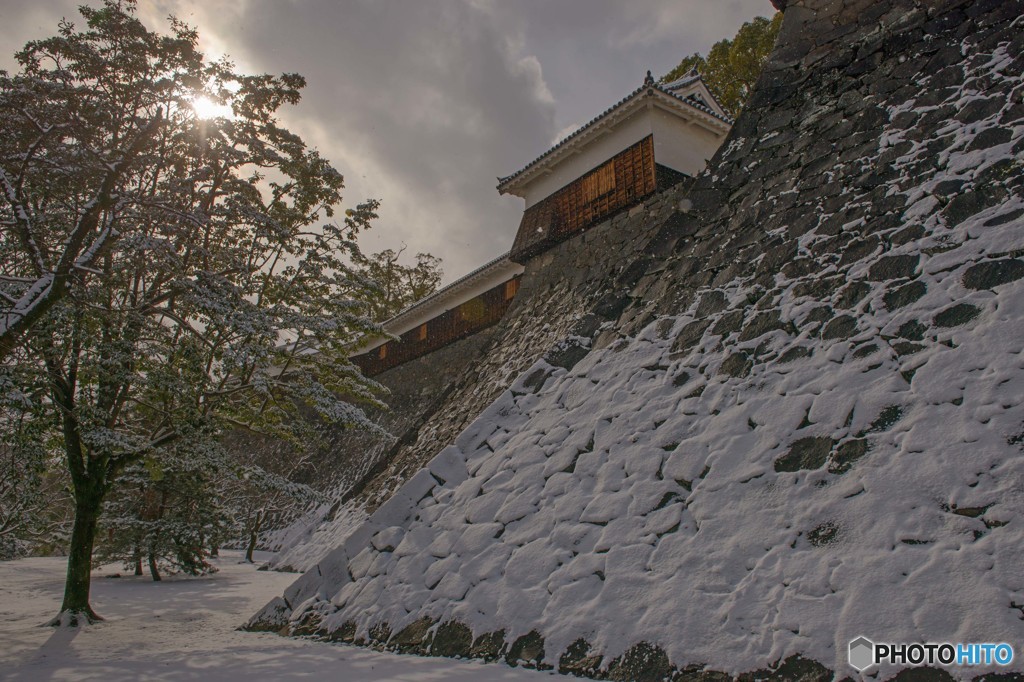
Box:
left=220, top=0, right=560, bottom=274
left=0, top=0, right=772, bottom=281
left=483, top=1, right=772, bottom=139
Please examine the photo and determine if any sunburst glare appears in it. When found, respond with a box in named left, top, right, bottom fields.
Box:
left=191, top=95, right=233, bottom=120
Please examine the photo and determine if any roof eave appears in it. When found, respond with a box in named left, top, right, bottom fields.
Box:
left=381, top=253, right=521, bottom=332
left=496, top=83, right=649, bottom=194
left=497, top=86, right=731, bottom=195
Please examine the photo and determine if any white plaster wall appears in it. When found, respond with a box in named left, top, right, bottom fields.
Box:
left=522, top=106, right=726, bottom=209
left=650, top=108, right=727, bottom=179
left=523, top=112, right=653, bottom=208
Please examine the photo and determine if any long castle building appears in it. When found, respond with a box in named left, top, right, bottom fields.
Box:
left=352, top=71, right=730, bottom=377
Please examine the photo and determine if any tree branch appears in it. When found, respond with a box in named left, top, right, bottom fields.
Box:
left=0, top=167, right=47, bottom=275
left=0, top=109, right=165, bottom=363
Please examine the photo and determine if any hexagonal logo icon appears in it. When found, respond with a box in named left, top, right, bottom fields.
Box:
left=849, top=636, right=875, bottom=671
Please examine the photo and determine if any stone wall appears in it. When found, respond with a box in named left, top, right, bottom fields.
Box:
left=267, top=179, right=692, bottom=571
left=252, top=0, right=1024, bottom=679
left=619, top=0, right=1024, bottom=335
left=261, top=326, right=503, bottom=569
left=352, top=181, right=693, bottom=513
left=334, top=328, right=503, bottom=496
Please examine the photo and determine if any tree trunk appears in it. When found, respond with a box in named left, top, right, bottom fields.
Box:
left=245, top=510, right=263, bottom=563
left=245, top=530, right=257, bottom=564
left=52, top=485, right=104, bottom=625
left=134, top=549, right=143, bottom=576
left=148, top=551, right=161, bottom=581
left=147, top=490, right=166, bottom=581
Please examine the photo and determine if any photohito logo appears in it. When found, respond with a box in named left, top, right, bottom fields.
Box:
left=848, top=636, right=1015, bottom=672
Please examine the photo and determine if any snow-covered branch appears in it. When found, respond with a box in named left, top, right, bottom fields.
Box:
left=0, top=110, right=164, bottom=363
left=0, top=167, right=47, bottom=275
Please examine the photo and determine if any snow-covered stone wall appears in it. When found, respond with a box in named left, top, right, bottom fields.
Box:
left=250, top=0, right=1024, bottom=679
left=268, top=182, right=693, bottom=571
left=261, top=328, right=503, bottom=569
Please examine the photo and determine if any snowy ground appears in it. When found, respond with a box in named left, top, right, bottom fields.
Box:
left=0, top=551, right=552, bottom=681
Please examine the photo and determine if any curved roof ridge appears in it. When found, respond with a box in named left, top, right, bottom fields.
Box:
left=662, top=68, right=702, bottom=91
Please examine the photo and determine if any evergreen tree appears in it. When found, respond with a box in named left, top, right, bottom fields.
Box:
left=97, top=434, right=232, bottom=580
left=1, top=1, right=388, bottom=624
left=661, top=13, right=782, bottom=118
left=355, top=248, right=443, bottom=322
left=0, top=372, right=71, bottom=559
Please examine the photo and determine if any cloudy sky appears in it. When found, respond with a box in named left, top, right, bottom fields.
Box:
left=0, top=0, right=771, bottom=283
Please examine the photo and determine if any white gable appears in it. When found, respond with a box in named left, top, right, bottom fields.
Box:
left=498, top=73, right=732, bottom=207
left=663, top=71, right=730, bottom=119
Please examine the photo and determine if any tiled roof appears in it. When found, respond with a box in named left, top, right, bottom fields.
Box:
left=496, top=71, right=733, bottom=192
left=662, top=71, right=702, bottom=90
left=383, top=251, right=519, bottom=329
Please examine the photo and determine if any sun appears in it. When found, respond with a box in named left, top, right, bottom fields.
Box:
left=191, top=95, right=233, bottom=120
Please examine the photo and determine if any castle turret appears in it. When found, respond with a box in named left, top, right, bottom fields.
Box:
left=498, top=71, right=731, bottom=263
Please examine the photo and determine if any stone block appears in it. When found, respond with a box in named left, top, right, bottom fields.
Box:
left=775, top=436, right=835, bottom=472
left=470, top=629, right=507, bottom=661
left=962, top=259, right=1024, bottom=291
left=506, top=630, right=547, bottom=669
left=343, top=521, right=382, bottom=557
left=607, top=642, right=673, bottom=682
left=933, top=303, right=981, bottom=328
left=883, top=280, right=927, bottom=310
left=434, top=618, right=477, bottom=655
left=428, top=445, right=469, bottom=487
left=867, top=254, right=919, bottom=281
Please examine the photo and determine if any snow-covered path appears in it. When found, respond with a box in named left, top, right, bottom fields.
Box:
left=0, top=551, right=552, bottom=681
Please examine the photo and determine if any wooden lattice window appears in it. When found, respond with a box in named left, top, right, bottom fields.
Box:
left=581, top=161, right=616, bottom=203
left=351, top=276, right=521, bottom=377
left=509, top=136, right=655, bottom=263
